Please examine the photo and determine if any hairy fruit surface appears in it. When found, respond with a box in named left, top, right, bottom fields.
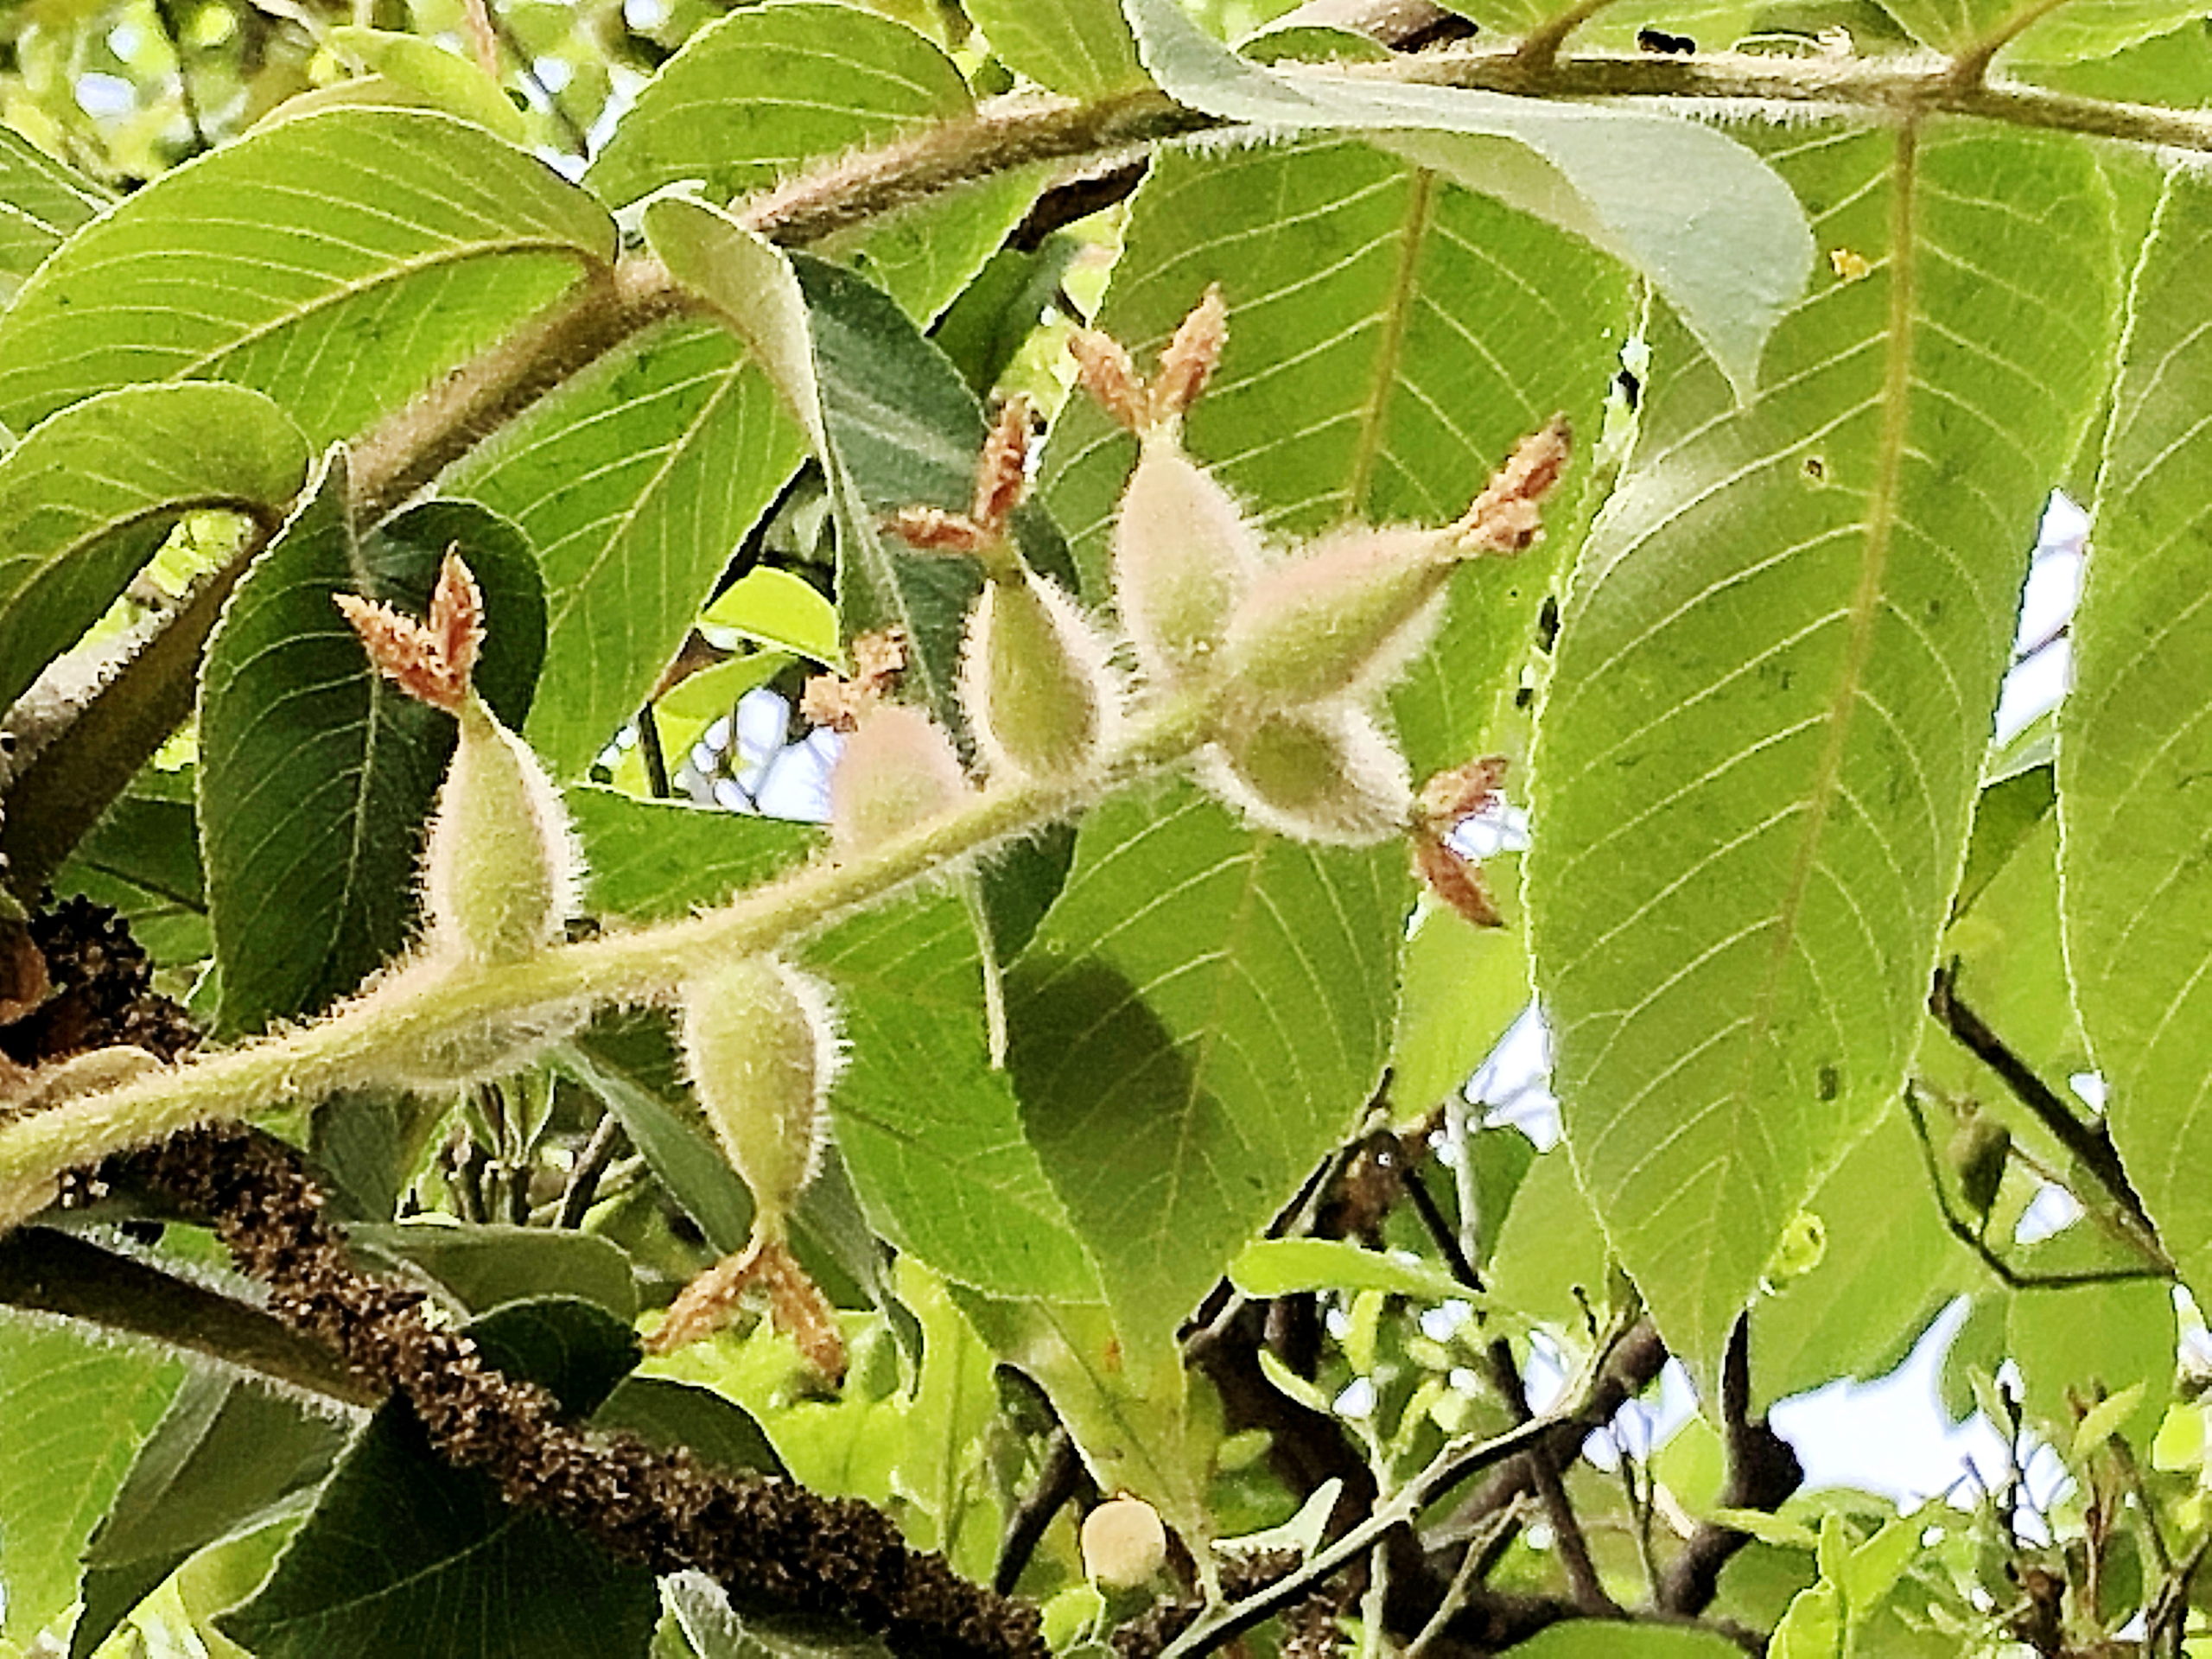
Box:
left=1111, top=441, right=1263, bottom=686
left=680, top=955, right=840, bottom=1231
left=829, top=704, right=971, bottom=857
left=1204, top=702, right=1411, bottom=845
left=960, top=569, right=1117, bottom=781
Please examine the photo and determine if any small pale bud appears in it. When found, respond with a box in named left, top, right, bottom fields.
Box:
left=1219, top=525, right=1452, bottom=707
left=680, top=956, right=840, bottom=1231
left=828, top=704, right=971, bottom=856
left=1203, top=702, right=1411, bottom=845
left=960, top=570, right=1119, bottom=781
left=424, top=696, right=582, bottom=965
left=1082, top=1496, right=1168, bottom=1589
left=1111, top=442, right=1264, bottom=686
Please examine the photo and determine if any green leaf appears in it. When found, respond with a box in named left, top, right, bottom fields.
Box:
left=1229, top=1237, right=1473, bottom=1304
left=52, top=773, right=212, bottom=968
left=568, top=785, right=820, bottom=922
left=1391, top=873, right=1528, bottom=1119
left=2064, top=169, right=2212, bottom=1304
left=1751, top=1104, right=1965, bottom=1401
left=198, top=457, right=546, bottom=1033
left=966, top=0, right=1147, bottom=94
left=2071, top=1382, right=2149, bottom=1462
left=588, top=2, right=1027, bottom=321
left=1486, top=1146, right=1611, bottom=1327
left=454, top=317, right=805, bottom=780
left=74, top=1374, right=347, bottom=1659
left=594, top=1377, right=785, bottom=1478
left=1502, top=1620, right=1750, bottom=1656
left=664, top=1570, right=889, bottom=1659
left=0, top=1318, right=180, bottom=1643
left=2006, top=1229, right=2172, bottom=1450
left=552, top=1016, right=894, bottom=1316
left=1877, top=0, right=2210, bottom=63
left=1527, top=126, right=2120, bottom=1373
left=0, top=384, right=308, bottom=714
left=811, top=893, right=1098, bottom=1300
left=347, top=1222, right=639, bottom=1319
left=1118, top=0, right=1809, bottom=395
left=1040, top=136, right=1630, bottom=775
left=1005, top=779, right=1405, bottom=1344
left=1432, top=1, right=1758, bottom=48
left=327, top=29, right=529, bottom=141
left=0, top=124, right=106, bottom=298
left=0, top=108, right=613, bottom=444
left=952, top=1291, right=1211, bottom=1544
left=703, top=569, right=841, bottom=666
left=891, top=1263, right=1001, bottom=1581
left=221, top=1298, right=657, bottom=1659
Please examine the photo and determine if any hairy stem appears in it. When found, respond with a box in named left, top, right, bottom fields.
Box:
left=0, top=695, right=1218, bottom=1211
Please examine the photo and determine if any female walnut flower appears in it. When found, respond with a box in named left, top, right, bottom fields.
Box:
left=651, top=955, right=847, bottom=1376
left=888, top=398, right=1122, bottom=784
left=337, top=553, right=580, bottom=967
left=1218, top=418, right=1572, bottom=710
left=1071, top=286, right=1264, bottom=689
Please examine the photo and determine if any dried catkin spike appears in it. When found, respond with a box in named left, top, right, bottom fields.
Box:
left=1203, top=702, right=1411, bottom=845
left=959, top=569, right=1119, bottom=781
left=339, top=552, right=581, bottom=966
left=828, top=703, right=971, bottom=857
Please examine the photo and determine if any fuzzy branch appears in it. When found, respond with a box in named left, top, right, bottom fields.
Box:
left=0, top=695, right=1218, bottom=1211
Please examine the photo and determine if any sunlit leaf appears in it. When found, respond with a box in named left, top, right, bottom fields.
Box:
left=1529, top=126, right=2120, bottom=1372
left=198, top=458, right=545, bottom=1033
left=0, top=384, right=308, bottom=713
left=0, top=108, right=613, bottom=443
left=1118, top=0, right=1809, bottom=394
left=2063, top=168, right=2212, bottom=1303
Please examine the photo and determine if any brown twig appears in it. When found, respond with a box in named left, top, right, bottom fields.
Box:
left=1929, top=963, right=2153, bottom=1239
left=995, top=1426, right=1098, bottom=1595
left=1900, top=1087, right=2168, bottom=1290
left=1656, top=1318, right=1801, bottom=1615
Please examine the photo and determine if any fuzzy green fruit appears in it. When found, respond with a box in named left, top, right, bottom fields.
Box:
left=960, top=570, right=1117, bottom=781
left=424, top=695, right=581, bottom=965
left=1204, top=702, right=1411, bottom=845
left=681, top=957, right=840, bottom=1232
left=1219, top=525, right=1450, bottom=707
left=829, top=704, right=970, bottom=857
left=1111, top=441, right=1262, bottom=685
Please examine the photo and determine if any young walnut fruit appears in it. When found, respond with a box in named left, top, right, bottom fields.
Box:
left=1203, top=702, right=1412, bottom=846
left=1081, top=1495, right=1168, bottom=1590
left=893, top=397, right=1122, bottom=783
left=681, top=956, right=839, bottom=1234
left=828, top=703, right=971, bottom=858
left=1218, top=524, right=1452, bottom=709
left=960, top=567, right=1118, bottom=782
left=1110, top=439, right=1263, bottom=688
left=336, top=552, right=581, bottom=967
left=650, top=956, right=849, bottom=1377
